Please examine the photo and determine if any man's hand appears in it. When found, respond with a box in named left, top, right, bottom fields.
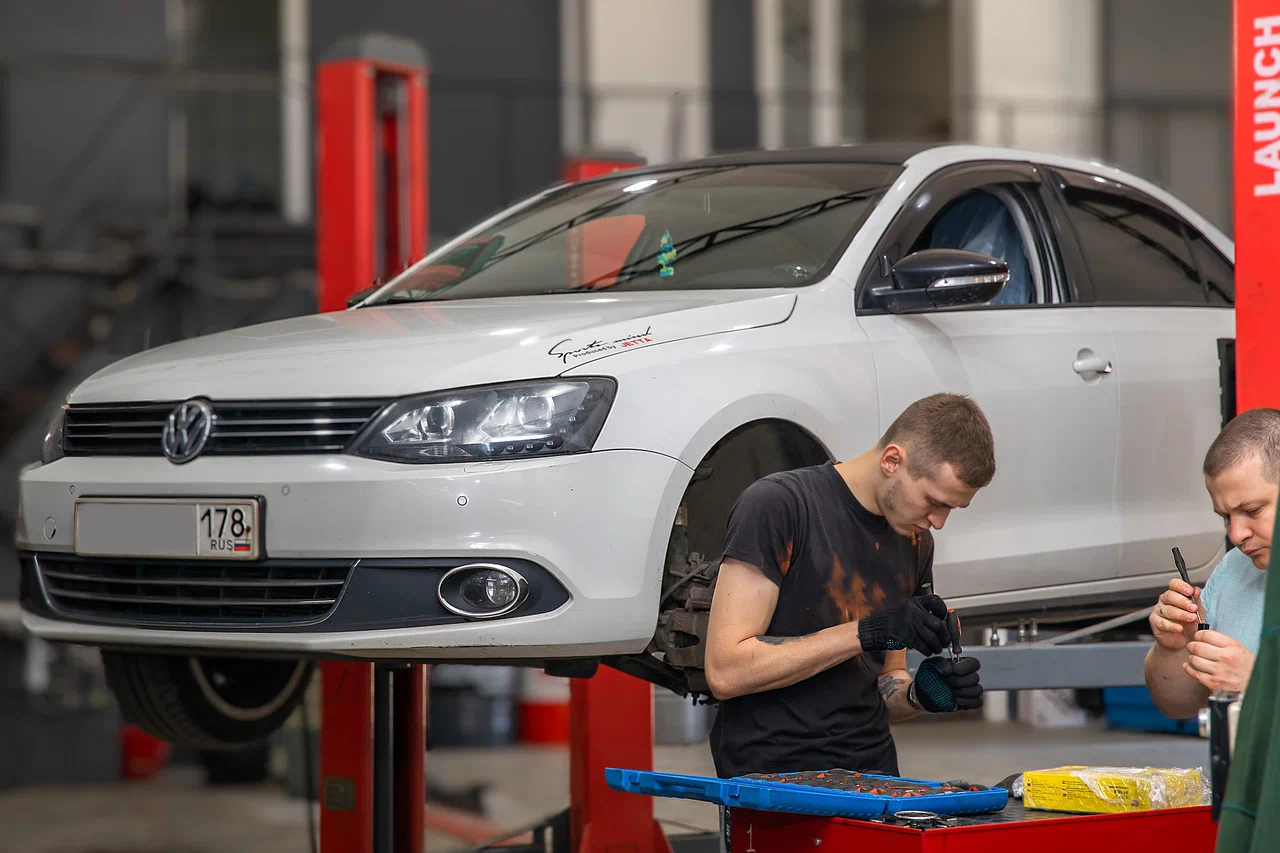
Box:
left=913, top=657, right=983, bottom=713
left=1149, top=578, right=1202, bottom=652
left=857, top=595, right=950, bottom=656
left=1184, top=630, right=1255, bottom=693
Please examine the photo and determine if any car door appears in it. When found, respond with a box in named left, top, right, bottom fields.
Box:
left=855, top=162, right=1122, bottom=602
left=1043, top=167, right=1234, bottom=579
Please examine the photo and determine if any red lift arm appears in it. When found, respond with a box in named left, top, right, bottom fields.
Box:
left=314, top=34, right=430, bottom=853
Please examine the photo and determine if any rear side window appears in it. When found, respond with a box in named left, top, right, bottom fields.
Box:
left=1058, top=183, right=1206, bottom=306
left=1190, top=233, right=1233, bottom=305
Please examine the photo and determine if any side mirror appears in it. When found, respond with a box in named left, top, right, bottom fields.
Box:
left=871, top=249, right=1009, bottom=313
left=347, top=285, right=380, bottom=308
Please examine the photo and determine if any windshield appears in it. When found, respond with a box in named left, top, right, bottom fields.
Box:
left=367, top=161, right=900, bottom=303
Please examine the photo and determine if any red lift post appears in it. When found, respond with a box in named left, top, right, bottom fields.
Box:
left=316, top=33, right=429, bottom=313
left=314, top=34, right=430, bottom=853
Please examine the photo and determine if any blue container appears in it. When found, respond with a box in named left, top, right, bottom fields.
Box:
left=1103, top=686, right=1198, bottom=735
left=606, top=768, right=1008, bottom=819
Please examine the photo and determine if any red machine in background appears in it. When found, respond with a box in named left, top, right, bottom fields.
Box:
left=316, top=33, right=428, bottom=314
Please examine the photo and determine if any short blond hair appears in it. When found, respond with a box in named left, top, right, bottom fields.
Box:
left=879, top=393, right=996, bottom=488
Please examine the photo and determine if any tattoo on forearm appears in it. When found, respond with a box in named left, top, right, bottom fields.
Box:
left=755, top=635, right=799, bottom=645
left=878, top=674, right=905, bottom=700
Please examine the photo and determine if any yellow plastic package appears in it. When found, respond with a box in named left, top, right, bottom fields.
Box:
left=1021, top=766, right=1210, bottom=814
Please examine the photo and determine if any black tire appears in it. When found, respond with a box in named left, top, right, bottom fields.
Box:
left=103, top=652, right=313, bottom=750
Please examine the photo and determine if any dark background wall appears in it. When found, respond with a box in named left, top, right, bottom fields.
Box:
left=0, top=0, right=563, bottom=249
left=709, top=0, right=758, bottom=154
left=310, top=0, right=563, bottom=246
left=0, top=0, right=170, bottom=243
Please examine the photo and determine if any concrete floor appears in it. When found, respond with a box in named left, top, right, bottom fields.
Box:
left=0, top=717, right=1211, bottom=853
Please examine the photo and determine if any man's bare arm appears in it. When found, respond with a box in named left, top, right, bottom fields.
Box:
left=1144, top=645, right=1210, bottom=718
left=878, top=650, right=922, bottom=722
left=1143, top=581, right=1211, bottom=718
left=704, top=558, right=863, bottom=700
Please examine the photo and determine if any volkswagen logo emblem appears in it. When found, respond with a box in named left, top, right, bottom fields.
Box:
left=162, top=400, right=215, bottom=464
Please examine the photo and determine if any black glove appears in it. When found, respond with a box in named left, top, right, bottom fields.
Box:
left=857, top=594, right=950, bottom=656
left=912, top=656, right=983, bottom=713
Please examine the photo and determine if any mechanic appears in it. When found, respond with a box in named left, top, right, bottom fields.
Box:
left=1145, top=407, right=1280, bottom=719
left=703, top=392, right=995, bottom=784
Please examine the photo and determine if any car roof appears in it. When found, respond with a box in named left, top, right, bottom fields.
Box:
left=588, top=142, right=1232, bottom=256
left=667, top=142, right=939, bottom=167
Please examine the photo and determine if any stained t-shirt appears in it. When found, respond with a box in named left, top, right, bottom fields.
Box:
left=708, top=461, right=934, bottom=779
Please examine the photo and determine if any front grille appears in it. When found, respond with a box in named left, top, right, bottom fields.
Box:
left=63, top=399, right=390, bottom=456
left=35, top=555, right=354, bottom=626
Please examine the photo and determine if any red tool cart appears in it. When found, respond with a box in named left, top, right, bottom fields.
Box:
left=730, top=803, right=1217, bottom=853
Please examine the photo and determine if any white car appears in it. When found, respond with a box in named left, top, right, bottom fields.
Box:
left=15, top=143, right=1235, bottom=747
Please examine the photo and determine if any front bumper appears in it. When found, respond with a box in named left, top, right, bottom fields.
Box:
left=17, top=449, right=692, bottom=658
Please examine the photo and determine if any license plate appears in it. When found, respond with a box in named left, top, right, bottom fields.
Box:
left=75, top=497, right=262, bottom=560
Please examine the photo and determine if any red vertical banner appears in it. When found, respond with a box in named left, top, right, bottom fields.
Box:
left=1234, top=1, right=1280, bottom=411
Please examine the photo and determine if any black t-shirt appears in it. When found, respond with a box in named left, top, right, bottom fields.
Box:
left=708, top=461, right=934, bottom=779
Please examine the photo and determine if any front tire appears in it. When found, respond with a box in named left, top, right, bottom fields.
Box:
left=104, top=652, right=312, bottom=750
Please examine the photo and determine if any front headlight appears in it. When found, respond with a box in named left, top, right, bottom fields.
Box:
left=41, top=405, right=66, bottom=464
left=354, top=378, right=617, bottom=463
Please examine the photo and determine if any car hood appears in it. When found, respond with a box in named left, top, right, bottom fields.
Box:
left=70, top=290, right=797, bottom=403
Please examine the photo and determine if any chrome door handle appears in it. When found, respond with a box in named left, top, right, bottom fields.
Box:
left=1073, top=355, right=1113, bottom=375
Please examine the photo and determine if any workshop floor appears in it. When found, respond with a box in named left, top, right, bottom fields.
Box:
left=0, top=718, right=1210, bottom=853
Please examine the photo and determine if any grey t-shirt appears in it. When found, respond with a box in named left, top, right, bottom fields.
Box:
left=1200, top=547, right=1267, bottom=654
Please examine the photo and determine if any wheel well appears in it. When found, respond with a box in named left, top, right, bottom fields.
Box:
left=623, top=420, right=830, bottom=698
left=681, top=419, right=831, bottom=563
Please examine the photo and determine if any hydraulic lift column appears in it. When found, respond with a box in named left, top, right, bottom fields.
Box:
left=314, top=34, right=430, bottom=853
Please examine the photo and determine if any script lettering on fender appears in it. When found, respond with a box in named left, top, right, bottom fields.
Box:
left=548, top=326, right=655, bottom=364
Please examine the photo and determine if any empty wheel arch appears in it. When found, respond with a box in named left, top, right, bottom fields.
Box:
left=611, top=419, right=830, bottom=699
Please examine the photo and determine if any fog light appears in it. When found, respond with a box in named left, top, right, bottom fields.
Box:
left=461, top=570, right=518, bottom=610
left=438, top=564, right=529, bottom=619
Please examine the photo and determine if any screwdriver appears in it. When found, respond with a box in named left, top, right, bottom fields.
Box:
left=921, top=582, right=963, bottom=661
left=945, top=609, right=963, bottom=662
left=1173, top=547, right=1210, bottom=632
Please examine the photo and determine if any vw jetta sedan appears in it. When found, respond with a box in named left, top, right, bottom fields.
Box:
left=16, top=143, right=1235, bottom=747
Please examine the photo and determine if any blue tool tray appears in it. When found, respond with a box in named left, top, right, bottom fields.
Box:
left=605, top=768, right=1009, bottom=819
